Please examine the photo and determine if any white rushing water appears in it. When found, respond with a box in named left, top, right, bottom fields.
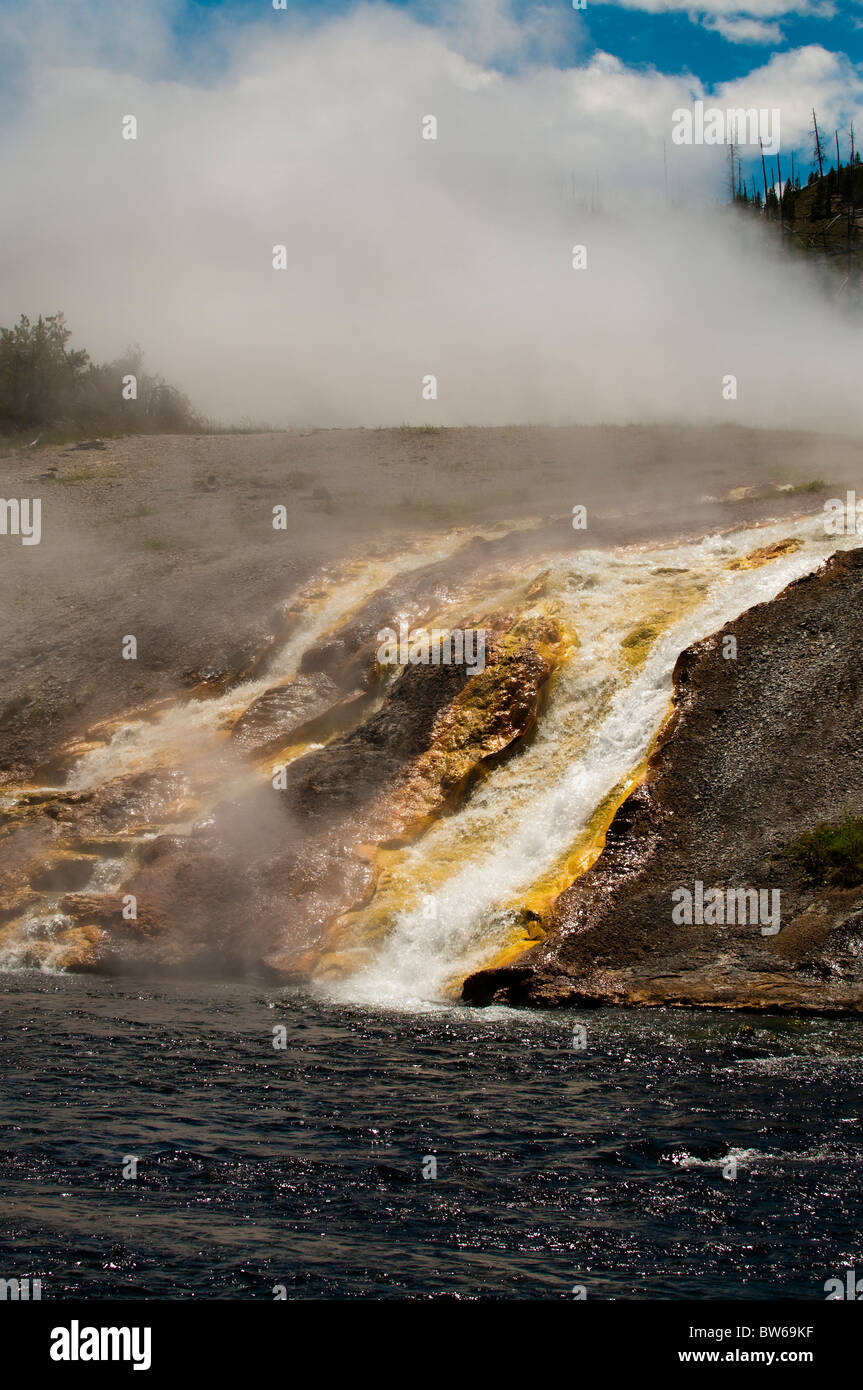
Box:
left=2, top=509, right=854, bottom=992
left=327, top=515, right=855, bottom=1008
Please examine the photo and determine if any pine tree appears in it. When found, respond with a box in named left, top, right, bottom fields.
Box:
left=0, top=313, right=89, bottom=430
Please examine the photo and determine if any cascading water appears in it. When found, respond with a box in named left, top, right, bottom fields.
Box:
left=0, top=511, right=854, bottom=992
left=63, top=530, right=478, bottom=794
left=325, top=516, right=858, bottom=1007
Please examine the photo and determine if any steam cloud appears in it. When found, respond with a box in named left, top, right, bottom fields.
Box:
left=1, top=0, right=862, bottom=429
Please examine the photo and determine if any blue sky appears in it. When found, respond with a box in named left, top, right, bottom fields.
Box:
left=585, top=5, right=861, bottom=82
left=155, top=0, right=862, bottom=191
left=173, top=0, right=862, bottom=84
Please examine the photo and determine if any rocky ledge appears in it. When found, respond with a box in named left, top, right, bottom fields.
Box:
left=46, top=613, right=563, bottom=974
left=464, top=548, right=863, bottom=1014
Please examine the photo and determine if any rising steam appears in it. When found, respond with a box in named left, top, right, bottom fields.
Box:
left=0, top=0, right=861, bottom=429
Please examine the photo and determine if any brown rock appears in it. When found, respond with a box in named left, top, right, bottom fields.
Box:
left=230, top=672, right=368, bottom=757
left=464, top=549, right=863, bottom=1013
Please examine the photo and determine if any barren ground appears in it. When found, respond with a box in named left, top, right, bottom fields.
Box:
left=0, top=423, right=860, bottom=780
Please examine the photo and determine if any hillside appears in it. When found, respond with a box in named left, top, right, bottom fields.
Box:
left=737, top=156, right=863, bottom=290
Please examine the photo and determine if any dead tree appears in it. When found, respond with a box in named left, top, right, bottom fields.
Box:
left=811, top=109, right=826, bottom=180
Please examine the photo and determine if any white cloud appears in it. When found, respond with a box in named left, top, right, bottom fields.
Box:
left=0, top=2, right=861, bottom=431
left=596, top=0, right=839, bottom=41
left=713, top=43, right=863, bottom=146
left=704, top=15, right=785, bottom=42
left=597, top=0, right=834, bottom=16
left=424, top=0, right=576, bottom=67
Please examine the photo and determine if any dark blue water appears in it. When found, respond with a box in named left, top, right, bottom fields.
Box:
left=1, top=971, right=861, bottom=1299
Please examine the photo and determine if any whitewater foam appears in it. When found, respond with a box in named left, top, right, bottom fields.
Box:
left=332, top=516, right=856, bottom=1008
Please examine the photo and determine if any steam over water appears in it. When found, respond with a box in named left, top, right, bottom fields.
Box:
left=0, top=513, right=857, bottom=991
left=4, top=0, right=863, bottom=1314
left=3, top=516, right=863, bottom=1301
left=62, top=532, right=472, bottom=795
left=333, top=519, right=846, bottom=1005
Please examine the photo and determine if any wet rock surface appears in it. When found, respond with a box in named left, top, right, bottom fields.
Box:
left=230, top=672, right=344, bottom=756
left=53, top=613, right=562, bottom=974
left=464, top=549, right=863, bottom=1013
left=3, top=423, right=852, bottom=782
left=8, top=465, right=863, bottom=1005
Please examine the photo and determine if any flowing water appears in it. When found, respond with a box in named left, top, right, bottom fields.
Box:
left=0, top=511, right=855, bottom=987
left=328, top=520, right=845, bottom=1004
left=1, top=972, right=860, bottom=1299
left=2, top=515, right=862, bottom=1298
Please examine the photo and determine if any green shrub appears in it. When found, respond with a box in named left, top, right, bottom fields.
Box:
left=0, top=312, right=203, bottom=437
left=784, top=816, right=863, bottom=887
